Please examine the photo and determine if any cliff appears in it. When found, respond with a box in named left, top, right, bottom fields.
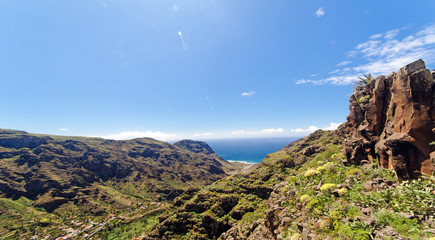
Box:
left=174, top=140, right=218, bottom=156
left=344, top=59, right=435, bottom=181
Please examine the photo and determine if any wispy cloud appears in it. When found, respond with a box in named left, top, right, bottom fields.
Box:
left=315, top=7, right=325, bottom=17
left=384, top=29, right=399, bottom=39
left=59, top=128, right=69, bottom=131
left=296, top=75, right=359, bottom=85
left=337, top=60, right=352, bottom=66
left=241, top=91, right=256, bottom=97
left=297, top=24, right=435, bottom=85
left=95, top=124, right=341, bottom=141
left=369, top=33, right=382, bottom=39
left=192, top=124, right=340, bottom=139
left=100, top=131, right=177, bottom=141
left=192, top=128, right=285, bottom=139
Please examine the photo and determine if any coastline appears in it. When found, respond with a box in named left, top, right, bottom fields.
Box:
left=226, top=160, right=258, bottom=165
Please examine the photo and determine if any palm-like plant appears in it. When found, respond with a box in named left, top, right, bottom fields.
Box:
left=357, top=74, right=373, bottom=86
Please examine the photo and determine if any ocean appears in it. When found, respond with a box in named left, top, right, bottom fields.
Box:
left=205, top=137, right=299, bottom=164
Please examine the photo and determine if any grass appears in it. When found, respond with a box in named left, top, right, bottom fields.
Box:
left=278, top=147, right=435, bottom=239
left=375, top=209, right=424, bottom=238
left=105, top=213, right=160, bottom=240
left=0, top=197, right=61, bottom=239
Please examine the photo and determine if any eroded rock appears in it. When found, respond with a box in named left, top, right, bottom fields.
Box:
left=344, top=59, right=435, bottom=181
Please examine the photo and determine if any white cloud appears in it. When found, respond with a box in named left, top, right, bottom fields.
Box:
left=192, top=125, right=339, bottom=139
left=290, top=125, right=319, bottom=133
left=100, top=131, right=177, bottom=141
left=59, top=128, right=69, bottom=131
left=241, top=91, right=256, bottom=97
left=193, top=132, right=217, bottom=137
left=384, top=29, right=400, bottom=39
left=346, top=50, right=357, bottom=58
left=369, top=33, right=382, bottom=39
left=99, top=125, right=340, bottom=141
left=290, top=122, right=341, bottom=133
left=172, top=5, right=178, bottom=11
left=260, top=128, right=284, bottom=134
left=297, top=24, right=435, bottom=85
left=296, top=75, right=359, bottom=85
left=228, top=128, right=284, bottom=136
left=324, top=122, right=341, bottom=130
left=337, top=60, right=352, bottom=66
left=192, top=128, right=286, bottom=139
left=315, top=7, right=325, bottom=17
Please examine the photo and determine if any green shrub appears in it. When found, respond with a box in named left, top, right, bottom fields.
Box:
left=323, top=162, right=335, bottom=169
left=358, top=95, right=369, bottom=103
left=320, top=183, right=337, bottom=192
left=304, top=169, right=320, bottom=177
left=375, top=209, right=424, bottom=238
left=335, top=220, right=374, bottom=240
left=329, top=210, right=342, bottom=220
left=316, top=166, right=326, bottom=172
left=337, top=188, right=348, bottom=196
left=345, top=168, right=361, bottom=176
left=300, top=195, right=311, bottom=202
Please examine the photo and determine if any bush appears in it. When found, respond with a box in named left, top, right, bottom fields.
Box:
left=358, top=95, right=369, bottom=103
left=300, top=195, right=311, bottom=202
left=345, top=168, right=361, bottom=176
left=316, top=166, right=326, bottom=172
left=304, top=169, right=320, bottom=177
left=337, top=188, right=348, bottom=196
left=320, top=184, right=337, bottom=192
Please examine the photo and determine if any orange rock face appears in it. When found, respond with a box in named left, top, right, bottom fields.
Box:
left=344, top=59, right=435, bottom=181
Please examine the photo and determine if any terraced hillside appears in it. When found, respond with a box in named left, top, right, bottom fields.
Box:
left=0, top=129, right=238, bottom=239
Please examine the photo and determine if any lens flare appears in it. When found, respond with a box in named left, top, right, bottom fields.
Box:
left=177, top=31, right=188, bottom=49
left=178, top=31, right=185, bottom=43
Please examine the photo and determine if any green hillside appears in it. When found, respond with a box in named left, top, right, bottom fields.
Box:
left=0, top=129, right=241, bottom=239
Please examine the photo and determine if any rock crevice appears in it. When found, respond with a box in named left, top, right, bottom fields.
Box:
left=344, top=59, right=435, bottom=181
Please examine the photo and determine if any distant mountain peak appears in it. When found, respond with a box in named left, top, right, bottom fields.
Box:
left=174, top=139, right=217, bottom=155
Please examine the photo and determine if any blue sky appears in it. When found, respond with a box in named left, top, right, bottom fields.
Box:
left=1, top=1, right=435, bottom=141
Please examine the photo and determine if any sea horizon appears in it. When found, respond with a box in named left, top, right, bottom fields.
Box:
left=204, top=137, right=300, bottom=164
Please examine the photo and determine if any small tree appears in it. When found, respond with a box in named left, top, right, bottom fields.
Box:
left=357, top=74, right=373, bottom=86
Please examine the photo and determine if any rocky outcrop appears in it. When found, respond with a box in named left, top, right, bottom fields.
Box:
left=344, top=59, right=435, bottom=181
left=174, top=139, right=217, bottom=155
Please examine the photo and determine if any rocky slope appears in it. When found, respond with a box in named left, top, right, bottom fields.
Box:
left=174, top=140, right=218, bottom=156
left=142, top=131, right=434, bottom=240
left=220, top=130, right=435, bottom=240
left=344, top=59, right=435, bottom=181
left=137, top=60, right=435, bottom=240
left=0, top=129, right=238, bottom=238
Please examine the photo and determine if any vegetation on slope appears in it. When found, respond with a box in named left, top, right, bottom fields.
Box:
left=0, top=129, right=239, bottom=239
left=140, top=130, right=435, bottom=240
left=1, top=128, right=434, bottom=239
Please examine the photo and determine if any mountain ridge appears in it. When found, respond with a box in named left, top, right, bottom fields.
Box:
left=0, top=129, right=243, bottom=238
